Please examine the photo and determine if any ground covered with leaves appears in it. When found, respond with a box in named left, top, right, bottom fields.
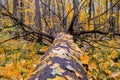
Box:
left=0, top=37, right=120, bottom=80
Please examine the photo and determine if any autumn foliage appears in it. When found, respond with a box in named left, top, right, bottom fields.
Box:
left=0, top=0, right=120, bottom=80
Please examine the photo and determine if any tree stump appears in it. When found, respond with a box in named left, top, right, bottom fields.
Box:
left=29, top=32, right=87, bottom=80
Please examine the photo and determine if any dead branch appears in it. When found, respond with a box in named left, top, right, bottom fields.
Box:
left=74, top=30, right=120, bottom=36
left=0, top=32, right=33, bottom=44
left=0, top=2, right=55, bottom=41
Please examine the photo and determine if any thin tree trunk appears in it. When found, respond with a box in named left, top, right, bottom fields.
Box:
left=35, top=0, right=42, bottom=29
left=6, top=0, right=9, bottom=10
left=88, top=0, right=92, bottom=29
left=92, top=0, right=97, bottom=38
left=73, top=0, right=79, bottom=27
left=105, top=0, right=108, bottom=32
left=109, top=0, right=115, bottom=38
left=0, top=1, right=2, bottom=18
left=13, top=0, right=19, bottom=17
left=98, top=0, right=100, bottom=26
left=60, top=0, right=67, bottom=32
left=0, top=1, right=2, bottom=12
left=20, top=0, right=24, bottom=22
left=68, top=0, right=80, bottom=34
left=115, top=0, right=119, bottom=33
left=35, top=0, right=42, bottom=42
left=118, top=2, right=120, bottom=33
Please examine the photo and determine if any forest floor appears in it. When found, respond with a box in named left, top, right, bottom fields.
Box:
left=0, top=36, right=120, bottom=80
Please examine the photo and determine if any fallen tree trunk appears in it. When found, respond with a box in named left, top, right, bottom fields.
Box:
left=29, top=32, right=87, bottom=80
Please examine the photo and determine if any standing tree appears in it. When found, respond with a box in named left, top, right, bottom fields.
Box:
left=92, top=0, right=97, bottom=38
left=13, top=0, right=19, bottom=17
left=35, top=0, right=42, bottom=42
left=0, top=1, right=2, bottom=12
left=0, top=1, right=2, bottom=18
left=19, top=0, right=25, bottom=22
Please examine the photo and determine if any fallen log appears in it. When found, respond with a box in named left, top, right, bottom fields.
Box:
left=29, top=32, right=87, bottom=80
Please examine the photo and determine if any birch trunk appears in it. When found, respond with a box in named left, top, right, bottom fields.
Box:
left=29, top=32, right=87, bottom=80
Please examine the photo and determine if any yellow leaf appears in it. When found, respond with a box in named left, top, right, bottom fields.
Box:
left=50, top=63, right=60, bottom=68
left=1, top=48, right=5, bottom=54
left=50, top=63, right=65, bottom=73
left=58, top=67, right=65, bottom=73
left=75, top=71, right=83, bottom=78
left=47, top=60, right=52, bottom=65
left=98, top=58, right=104, bottom=63
left=80, top=53, right=89, bottom=64
left=101, top=62, right=109, bottom=70
left=93, top=53, right=98, bottom=58
left=110, top=51, right=118, bottom=58
left=115, top=63, right=120, bottom=67
left=112, top=14, right=116, bottom=17
left=44, top=46, right=49, bottom=52
left=0, top=54, right=5, bottom=61
left=65, top=75, right=73, bottom=80
left=89, top=62, right=97, bottom=70
left=87, top=71, right=91, bottom=76
left=104, top=70, right=112, bottom=76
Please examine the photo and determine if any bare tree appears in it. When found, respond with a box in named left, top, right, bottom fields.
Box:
left=68, top=0, right=80, bottom=34
left=13, top=0, right=19, bottom=17
left=20, top=0, right=24, bottom=22
left=35, top=0, right=42, bottom=29
left=88, top=0, right=92, bottom=27
left=0, top=1, right=2, bottom=12
left=92, top=0, right=97, bottom=38
left=35, top=0, right=42, bottom=42
left=109, top=0, right=115, bottom=38
left=60, top=0, right=67, bottom=31
left=0, top=1, right=2, bottom=19
left=115, top=0, right=119, bottom=33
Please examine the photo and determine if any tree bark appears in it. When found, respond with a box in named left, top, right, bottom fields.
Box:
left=61, top=0, right=67, bottom=31
left=92, top=0, right=97, bottom=38
left=88, top=0, right=92, bottom=28
left=6, top=0, right=9, bottom=10
left=29, top=33, right=87, bottom=80
left=68, top=0, right=80, bottom=34
left=109, top=0, right=115, bottom=38
left=0, top=1, right=2, bottom=12
left=115, top=0, right=119, bottom=33
left=13, top=0, right=19, bottom=17
left=20, top=0, right=24, bottom=22
left=35, top=0, right=42, bottom=29
left=35, top=0, right=42, bottom=42
left=0, top=1, right=2, bottom=18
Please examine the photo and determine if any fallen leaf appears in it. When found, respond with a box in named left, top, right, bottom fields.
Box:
left=65, top=75, right=73, bottom=80
left=112, top=72, right=120, bottom=78
left=110, top=51, right=118, bottom=58
left=47, top=60, right=52, bottom=65
left=104, top=70, right=112, bottom=76
left=80, top=54, right=89, bottom=64
left=75, top=71, right=83, bottom=78
left=50, top=63, right=60, bottom=68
